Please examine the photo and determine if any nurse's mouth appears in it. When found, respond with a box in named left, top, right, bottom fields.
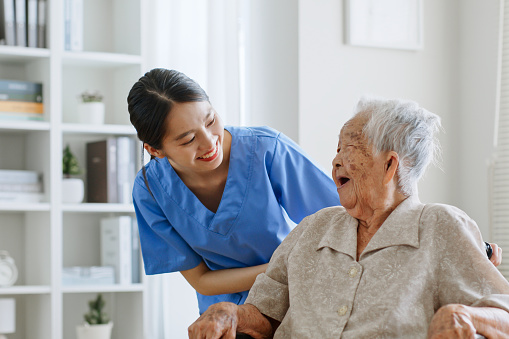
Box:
left=197, top=142, right=219, bottom=162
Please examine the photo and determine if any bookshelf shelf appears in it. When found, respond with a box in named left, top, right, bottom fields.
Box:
left=62, top=203, right=135, bottom=213
left=0, top=120, right=51, bottom=131
left=62, top=284, right=143, bottom=294
left=0, top=203, right=51, bottom=212
left=62, top=51, right=143, bottom=67
left=0, top=0, right=147, bottom=338
left=62, top=123, right=137, bottom=135
left=0, top=46, right=51, bottom=62
left=0, top=285, right=52, bottom=295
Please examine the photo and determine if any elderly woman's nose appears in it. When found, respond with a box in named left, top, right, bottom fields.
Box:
left=332, top=154, right=342, bottom=168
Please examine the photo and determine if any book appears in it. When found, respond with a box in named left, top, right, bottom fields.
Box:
left=131, top=218, right=140, bottom=284
left=0, top=111, right=43, bottom=120
left=36, top=0, right=44, bottom=48
left=0, top=79, right=43, bottom=99
left=14, top=0, right=26, bottom=46
left=26, top=0, right=37, bottom=47
left=86, top=138, right=118, bottom=203
left=116, top=136, right=136, bottom=204
left=62, top=266, right=115, bottom=286
left=0, top=100, right=43, bottom=113
left=69, top=0, right=82, bottom=51
left=0, top=181, right=42, bottom=192
left=101, top=216, right=132, bottom=285
left=0, top=191, right=43, bottom=202
left=0, top=0, right=16, bottom=46
left=0, top=169, right=40, bottom=183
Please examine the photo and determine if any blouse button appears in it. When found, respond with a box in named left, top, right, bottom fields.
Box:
left=338, top=305, right=348, bottom=316
left=348, top=267, right=358, bottom=278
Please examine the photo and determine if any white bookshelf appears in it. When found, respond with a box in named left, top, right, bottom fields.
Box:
left=0, top=0, right=148, bottom=338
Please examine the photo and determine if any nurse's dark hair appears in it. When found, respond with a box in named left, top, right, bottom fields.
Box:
left=127, top=68, right=210, bottom=197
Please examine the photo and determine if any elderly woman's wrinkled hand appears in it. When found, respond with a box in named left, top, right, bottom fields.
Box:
left=427, top=304, right=476, bottom=338
left=188, top=302, right=239, bottom=339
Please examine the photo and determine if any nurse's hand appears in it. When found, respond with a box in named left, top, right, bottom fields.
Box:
left=188, top=302, right=238, bottom=339
left=489, top=243, right=502, bottom=267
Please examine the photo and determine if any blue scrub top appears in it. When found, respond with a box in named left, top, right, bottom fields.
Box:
left=133, top=126, right=339, bottom=314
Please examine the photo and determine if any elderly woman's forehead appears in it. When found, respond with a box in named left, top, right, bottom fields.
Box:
left=340, top=117, right=366, bottom=135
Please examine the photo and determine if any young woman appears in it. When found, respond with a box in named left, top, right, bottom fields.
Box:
left=127, top=68, right=340, bottom=314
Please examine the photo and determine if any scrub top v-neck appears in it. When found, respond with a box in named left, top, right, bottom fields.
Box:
left=133, top=125, right=340, bottom=314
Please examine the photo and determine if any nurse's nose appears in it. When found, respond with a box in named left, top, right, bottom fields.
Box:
left=201, top=130, right=216, bottom=150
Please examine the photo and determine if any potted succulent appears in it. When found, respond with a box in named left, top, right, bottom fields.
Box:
left=62, top=144, right=84, bottom=203
left=76, top=294, right=114, bottom=339
left=78, top=90, right=105, bottom=124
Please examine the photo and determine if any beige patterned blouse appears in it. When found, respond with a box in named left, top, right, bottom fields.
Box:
left=245, top=196, right=509, bottom=338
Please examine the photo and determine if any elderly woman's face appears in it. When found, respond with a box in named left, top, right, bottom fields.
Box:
left=332, top=117, right=388, bottom=214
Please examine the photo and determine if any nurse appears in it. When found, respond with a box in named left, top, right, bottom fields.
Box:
left=127, top=68, right=340, bottom=314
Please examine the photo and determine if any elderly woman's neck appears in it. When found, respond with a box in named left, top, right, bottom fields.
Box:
left=356, top=192, right=408, bottom=233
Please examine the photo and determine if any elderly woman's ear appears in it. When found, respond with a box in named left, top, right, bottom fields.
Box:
left=383, top=151, right=400, bottom=186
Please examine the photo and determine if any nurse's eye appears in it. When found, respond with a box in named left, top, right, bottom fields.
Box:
left=206, top=117, right=215, bottom=127
left=181, top=136, right=195, bottom=146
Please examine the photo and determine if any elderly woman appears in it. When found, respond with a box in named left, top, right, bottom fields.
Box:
left=188, top=97, right=509, bottom=338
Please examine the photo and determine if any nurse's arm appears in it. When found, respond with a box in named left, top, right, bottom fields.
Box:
left=180, top=261, right=268, bottom=296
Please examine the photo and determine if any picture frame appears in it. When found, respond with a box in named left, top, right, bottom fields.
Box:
left=344, top=0, right=423, bottom=51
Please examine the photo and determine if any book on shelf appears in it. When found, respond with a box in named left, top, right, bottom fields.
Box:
left=0, top=79, right=43, bottom=102
left=0, top=169, right=43, bottom=202
left=0, top=100, right=43, bottom=113
left=36, top=0, right=45, bottom=48
left=0, top=111, right=43, bottom=120
left=131, top=218, right=140, bottom=284
left=14, top=0, right=26, bottom=46
left=86, top=138, right=118, bottom=203
left=0, top=169, right=40, bottom=183
left=0, top=0, right=16, bottom=46
left=116, top=136, right=136, bottom=204
left=26, top=0, right=37, bottom=47
left=101, top=216, right=132, bottom=285
left=64, top=0, right=82, bottom=51
left=62, top=266, right=115, bottom=286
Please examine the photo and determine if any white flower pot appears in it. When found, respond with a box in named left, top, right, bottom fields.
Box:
left=62, top=178, right=84, bottom=203
left=78, top=102, right=105, bottom=125
left=76, top=322, right=113, bottom=339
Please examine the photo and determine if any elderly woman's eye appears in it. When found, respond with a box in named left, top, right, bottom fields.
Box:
left=337, top=148, right=341, bottom=153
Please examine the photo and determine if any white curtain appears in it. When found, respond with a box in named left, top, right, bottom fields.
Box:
left=142, top=1, right=247, bottom=338
left=492, top=0, right=509, bottom=279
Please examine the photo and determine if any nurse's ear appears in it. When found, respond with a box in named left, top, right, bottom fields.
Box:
left=144, top=143, right=166, bottom=159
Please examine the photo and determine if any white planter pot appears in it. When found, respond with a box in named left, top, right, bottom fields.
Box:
left=78, top=102, right=105, bottom=124
left=62, top=178, right=84, bottom=203
left=76, top=322, right=113, bottom=339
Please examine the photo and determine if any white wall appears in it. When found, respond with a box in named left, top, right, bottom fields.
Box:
left=297, top=0, right=502, bottom=240
left=457, top=0, right=501, bottom=240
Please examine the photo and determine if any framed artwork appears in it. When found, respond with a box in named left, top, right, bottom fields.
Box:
left=344, top=0, right=423, bottom=51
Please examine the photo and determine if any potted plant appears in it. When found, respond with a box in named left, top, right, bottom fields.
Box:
left=76, top=294, right=113, bottom=339
left=78, top=90, right=105, bottom=124
left=62, top=144, right=84, bottom=203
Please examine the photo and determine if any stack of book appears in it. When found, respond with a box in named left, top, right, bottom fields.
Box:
left=0, top=0, right=47, bottom=48
left=86, top=136, right=137, bottom=203
left=62, top=266, right=115, bottom=286
left=100, top=215, right=141, bottom=285
left=0, top=79, right=44, bottom=121
left=0, top=169, right=43, bottom=202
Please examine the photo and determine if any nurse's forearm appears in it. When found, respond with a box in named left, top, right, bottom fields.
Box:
left=181, top=261, right=268, bottom=296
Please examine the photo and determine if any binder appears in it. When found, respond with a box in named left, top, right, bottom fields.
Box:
left=26, top=0, right=37, bottom=47
left=14, top=0, right=26, bottom=46
left=100, top=216, right=132, bottom=285
left=86, top=138, right=118, bottom=203
left=36, top=0, right=44, bottom=48
left=0, top=0, right=16, bottom=45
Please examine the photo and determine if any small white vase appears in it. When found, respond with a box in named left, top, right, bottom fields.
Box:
left=78, top=102, right=105, bottom=124
left=62, top=178, right=84, bottom=203
left=76, top=322, right=113, bottom=339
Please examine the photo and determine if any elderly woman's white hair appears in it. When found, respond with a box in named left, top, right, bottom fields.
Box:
left=353, top=96, right=442, bottom=196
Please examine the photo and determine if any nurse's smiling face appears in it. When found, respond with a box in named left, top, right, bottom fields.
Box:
left=145, top=101, right=225, bottom=174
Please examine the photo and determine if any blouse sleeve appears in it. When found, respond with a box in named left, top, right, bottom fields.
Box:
left=268, top=132, right=340, bottom=224
left=431, top=205, right=509, bottom=312
left=133, top=177, right=202, bottom=275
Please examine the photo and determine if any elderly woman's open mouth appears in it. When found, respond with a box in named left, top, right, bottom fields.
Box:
left=337, top=176, right=350, bottom=187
